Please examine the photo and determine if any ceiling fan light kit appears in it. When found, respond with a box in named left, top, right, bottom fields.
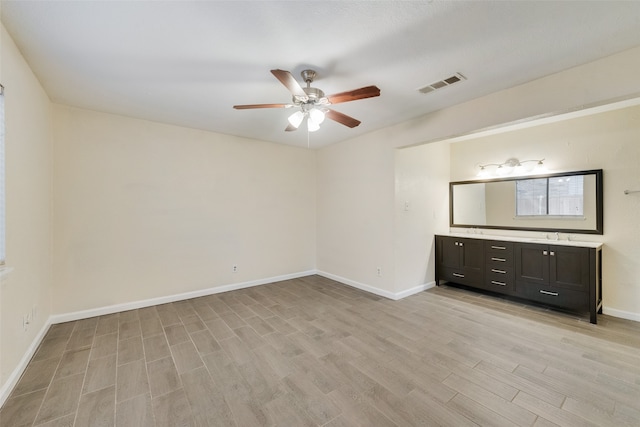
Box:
left=307, top=117, right=321, bottom=132
left=287, top=110, right=305, bottom=128
left=234, top=69, right=380, bottom=133
left=308, top=108, right=325, bottom=125
left=287, top=105, right=326, bottom=132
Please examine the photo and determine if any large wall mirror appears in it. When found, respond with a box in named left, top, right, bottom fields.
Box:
left=450, top=169, right=603, bottom=234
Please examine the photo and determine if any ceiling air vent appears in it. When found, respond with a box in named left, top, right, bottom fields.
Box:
left=418, top=73, right=466, bottom=94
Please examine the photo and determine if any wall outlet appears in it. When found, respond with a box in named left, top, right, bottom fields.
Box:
left=376, top=267, right=382, bottom=277
left=232, top=265, right=238, bottom=273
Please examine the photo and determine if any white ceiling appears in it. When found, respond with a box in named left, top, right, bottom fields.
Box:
left=2, top=1, right=640, bottom=148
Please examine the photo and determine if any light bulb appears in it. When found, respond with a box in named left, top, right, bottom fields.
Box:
left=477, top=166, right=488, bottom=178
left=287, top=111, right=304, bottom=128
left=496, top=165, right=507, bottom=176
left=309, top=108, right=325, bottom=124
left=514, top=163, right=523, bottom=174
left=534, top=160, right=546, bottom=173
left=307, top=117, right=320, bottom=132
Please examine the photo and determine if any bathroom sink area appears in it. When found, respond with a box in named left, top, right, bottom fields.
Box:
left=446, top=232, right=602, bottom=249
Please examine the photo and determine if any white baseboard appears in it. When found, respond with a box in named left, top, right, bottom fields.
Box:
left=50, top=270, right=316, bottom=325
left=0, top=319, right=51, bottom=406
left=317, top=271, right=397, bottom=299
left=602, top=306, right=640, bottom=322
left=49, top=270, right=433, bottom=326
left=396, top=281, right=436, bottom=299
left=316, top=270, right=434, bottom=300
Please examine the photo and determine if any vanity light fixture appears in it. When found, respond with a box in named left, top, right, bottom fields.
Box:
left=477, top=158, right=545, bottom=177
left=533, top=159, right=546, bottom=173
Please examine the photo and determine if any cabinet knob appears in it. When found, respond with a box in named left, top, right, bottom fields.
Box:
left=459, top=242, right=464, bottom=247
left=543, top=250, right=548, bottom=255
left=550, top=251, right=555, bottom=256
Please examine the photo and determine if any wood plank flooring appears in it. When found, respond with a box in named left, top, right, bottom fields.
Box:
left=1, top=275, right=640, bottom=426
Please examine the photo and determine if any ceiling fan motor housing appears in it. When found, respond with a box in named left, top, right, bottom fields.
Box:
left=296, top=87, right=326, bottom=105
left=293, top=69, right=328, bottom=107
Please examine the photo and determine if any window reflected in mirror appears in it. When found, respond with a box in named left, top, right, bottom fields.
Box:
left=516, top=175, right=584, bottom=217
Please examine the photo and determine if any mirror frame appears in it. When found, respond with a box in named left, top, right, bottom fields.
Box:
left=449, top=169, right=603, bottom=235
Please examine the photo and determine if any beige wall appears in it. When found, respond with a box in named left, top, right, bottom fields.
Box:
left=52, top=106, right=316, bottom=314
left=450, top=104, right=640, bottom=317
left=316, top=132, right=396, bottom=293
left=394, top=142, right=450, bottom=293
left=0, top=25, right=54, bottom=389
left=319, top=45, right=640, bottom=308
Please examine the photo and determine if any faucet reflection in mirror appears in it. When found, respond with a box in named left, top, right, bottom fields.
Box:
left=478, top=157, right=545, bottom=177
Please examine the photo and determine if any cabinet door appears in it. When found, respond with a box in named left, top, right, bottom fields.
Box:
left=515, top=243, right=549, bottom=284
left=460, top=238, right=484, bottom=274
left=435, top=236, right=484, bottom=287
left=439, top=237, right=461, bottom=269
left=549, top=246, right=590, bottom=291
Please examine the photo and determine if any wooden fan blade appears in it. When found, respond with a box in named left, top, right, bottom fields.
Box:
left=285, top=123, right=298, bottom=132
left=233, top=103, right=291, bottom=109
left=326, top=85, right=380, bottom=104
left=325, top=109, right=361, bottom=128
left=271, top=69, right=308, bottom=100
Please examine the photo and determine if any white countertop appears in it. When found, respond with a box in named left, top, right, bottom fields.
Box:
left=442, top=232, right=603, bottom=249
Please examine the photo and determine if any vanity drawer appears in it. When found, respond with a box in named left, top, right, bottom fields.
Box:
left=485, top=242, right=514, bottom=289
left=487, top=265, right=511, bottom=276
left=516, top=282, right=588, bottom=311
left=440, top=267, right=483, bottom=288
left=485, top=241, right=513, bottom=263
left=484, top=253, right=513, bottom=266
left=485, top=241, right=514, bottom=254
left=486, top=252, right=513, bottom=268
left=485, top=270, right=515, bottom=293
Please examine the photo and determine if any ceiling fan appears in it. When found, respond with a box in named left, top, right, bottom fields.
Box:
left=233, top=69, right=380, bottom=132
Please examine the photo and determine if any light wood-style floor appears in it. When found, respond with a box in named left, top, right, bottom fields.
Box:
left=2, top=275, right=640, bottom=426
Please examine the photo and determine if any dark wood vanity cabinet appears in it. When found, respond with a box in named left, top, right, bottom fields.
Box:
left=515, top=243, right=594, bottom=315
left=436, top=235, right=602, bottom=323
left=435, top=236, right=484, bottom=287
